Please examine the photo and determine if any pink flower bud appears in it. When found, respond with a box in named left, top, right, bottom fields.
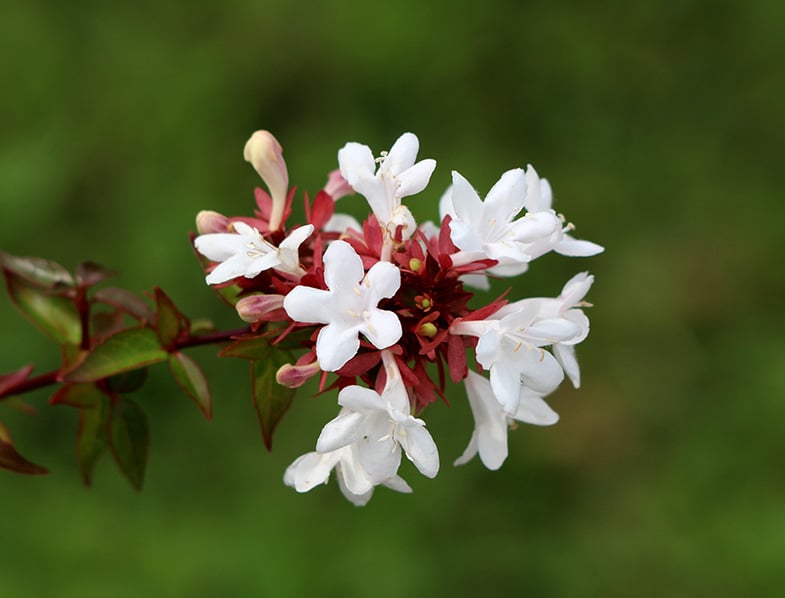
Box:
left=323, top=169, right=353, bottom=200
left=235, top=294, right=287, bottom=323
left=276, top=354, right=320, bottom=388
left=195, top=210, right=229, bottom=234
left=244, top=130, right=289, bottom=231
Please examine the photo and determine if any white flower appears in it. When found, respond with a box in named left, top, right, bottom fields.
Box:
left=283, top=240, right=402, bottom=371
left=451, top=299, right=583, bottom=414
left=316, top=364, right=440, bottom=481
left=446, top=168, right=562, bottom=269
left=338, top=132, right=436, bottom=241
left=194, top=222, right=313, bottom=284
left=497, top=272, right=594, bottom=388
left=283, top=444, right=412, bottom=507
left=244, top=130, right=289, bottom=231
left=454, top=371, right=558, bottom=470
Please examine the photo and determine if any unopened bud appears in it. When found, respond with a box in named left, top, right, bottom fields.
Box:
left=196, top=210, right=229, bottom=234
left=276, top=358, right=321, bottom=388
left=244, top=130, right=289, bottom=231
left=235, top=294, right=286, bottom=323
left=323, top=169, right=353, bottom=200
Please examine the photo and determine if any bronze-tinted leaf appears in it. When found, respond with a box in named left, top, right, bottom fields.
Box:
left=251, top=350, right=295, bottom=450
left=76, top=261, right=116, bottom=288
left=108, top=398, right=148, bottom=491
left=93, top=287, right=155, bottom=322
left=76, top=394, right=109, bottom=486
left=0, top=364, right=34, bottom=396
left=169, top=352, right=211, bottom=420
left=0, top=421, right=48, bottom=475
left=50, top=383, right=104, bottom=408
left=154, top=287, right=189, bottom=348
left=0, top=252, right=74, bottom=288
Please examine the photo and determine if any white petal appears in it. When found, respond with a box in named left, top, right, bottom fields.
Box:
left=364, top=261, right=401, bottom=302
left=463, top=371, right=509, bottom=470
left=385, top=132, right=419, bottom=175
left=484, top=168, right=526, bottom=223
left=560, top=272, right=594, bottom=306
left=363, top=309, right=402, bottom=350
left=338, top=142, right=375, bottom=187
left=450, top=171, right=483, bottom=225
left=396, top=159, right=436, bottom=197
left=519, top=348, right=565, bottom=394
left=279, top=224, right=314, bottom=251
left=336, top=446, right=375, bottom=496
left=438, top=185, right=456, bottom=220
left=323, top=213, right=362, bottom=234
left=323, top=240, right=364, bottom=290
left=400, top=420, right=439, bottom=478
left=526, top=317, right=583, bottom=344
left=489, top=362, right=524, bottom=414
left=356, top=415, right=401, bottom=483
left=510, top=211, right=561, bottom=243
left=316, top=322, right=361, bottom=371
left=194, top=233, right=247, bottom=262
left=205, top=255, right=253, bottom=284
left=382, top=475, right=413, bottom=494
left=338, top=385, right=385, bottom=412
left=316, top=410, right=366, bottom=453
left=555, top=236, right=605, bottom=257
left=284, top=451, right=339, bottom=492
left=553, top=343, right=581, bottom=388
left=283, top=285, right=332, bottom=324
left=454, top=430, right=479, bottom=466
left=337, top=476, right=374, bottom=506
left=523, top=165, right=544, bottom=212
left=514, top=389, right=559, bottom=426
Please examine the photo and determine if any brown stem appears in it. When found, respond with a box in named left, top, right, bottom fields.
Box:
left=0, top=326, right=252, bottom=401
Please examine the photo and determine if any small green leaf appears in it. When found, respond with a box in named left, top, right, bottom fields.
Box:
left=50, top=383, right=104, bottom=408
left=0, top=421, right=48, bottom=475
left=93, top=287, right=155, bottom=322
left=3, top=270, right=82, bottom=345
left=77, top=394, right=109, bottom=486
left=109, top=398, right=148, bottom=491
left=169, top=352, right=212, bottom=420
left=220, top=335, right=274, bottom=360
left=105, top=367, right=148, bottom=394
left=252, top=351, right=295, bottom=450
left=154, top=287, right=188, bottom=348
left=0, top=252, right=74, bottom=288
left=63, top=328, right=168, bottom=383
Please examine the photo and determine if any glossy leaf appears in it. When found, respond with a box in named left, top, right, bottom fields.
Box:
left=50, top=383, right=104, bottom=408
left=252, top=350, right=295, bottom=450
left=93, top=287, right=155, bottom=322
left=109, top=398, right=148, bottom=490
left=63, top=328, right=167, bottom=383
left=0, top=364, right=34, bottom=396
left=154, top=287, right=188, bottom=348
left=0, top=252, right=74, bottom=288
left=0, top=421, right=48, bottom=475
left=77, top=394, right=109, bottom=486
left=169, top=352, right=212, bottom=420
left=3, top=271, right=82, bottom=345
left=76, top=261, right=115, bottom=288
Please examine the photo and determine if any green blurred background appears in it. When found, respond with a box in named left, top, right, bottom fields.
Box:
left=1, top=0, right=784, bottom=595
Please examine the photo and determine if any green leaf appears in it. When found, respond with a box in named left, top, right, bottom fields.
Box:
left=189, top=318, right=216, bottom=335
left=105, top=367, right=148, bottom=394
left=76, top=261, right=115, bottom=288
left=0, top=252, right=74, bottom=288
left=76, top=394, right=109, bottom=486
left=219, top=335, right=274, bottom=360
left=63, top=328, right=168, bottom=383
left=93, top=287, right=155, bottom=322
left=169, top=352, right=211, bottom=420
left=251, top=350, right=295, bottom=450
left=50, top=383, right=104, bottom=408
left=154, top=287, right=188, bottom=348
left=3, top=270, right=82, bottom=345
left=0, top=421, right=48, bottom=475
left=108, top=398, right=148, bottom=491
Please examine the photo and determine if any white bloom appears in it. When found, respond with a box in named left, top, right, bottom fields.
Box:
left=283, top=240, right=402, bottom=371
left=451, top=299, right=582, bottom=414
left=194, top=222, right=313, bottom=284
left=338, top=132, right=436, bottom=240
left=244, top=130, right=289, bottom=231
left=454, top=371, right=558, bottom=470
left=316, top=364, right=440, bottom=481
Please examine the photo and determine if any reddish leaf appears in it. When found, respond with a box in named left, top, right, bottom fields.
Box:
left=0, top=421, right=48, bottom=475
left=0, top=364, right=34, bottom=396
left=109, top=398, right=148, bottom=491
left=219, top=335, right=274, bottom=360
left=76, top=261, right=116, bottom=288
left=169, top=352, right=212, bottom=420
left=50, top=383, right=104, bottom=408
left=93, top=287, right=155, bottom=322
left=252, top=351, right=295, bottom=450
left=63, top=328, right=168, bottom=383
left=0, top=252, right=74, bottom=288
left=154, top=287, right=189, bottom=348
left=76, top=394, right=109, bottom=486
left=3, top=270, right=82, bottom=345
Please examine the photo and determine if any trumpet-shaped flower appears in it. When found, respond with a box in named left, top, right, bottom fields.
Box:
left=338, top=132, right=435, bottom=240
left=244, top=130, right=289, bottom=231
left=194, top=222, right=313, bottom=284
left=454, top=371, right=558, bottom=470
left=283, top=240, right=402, bottom=371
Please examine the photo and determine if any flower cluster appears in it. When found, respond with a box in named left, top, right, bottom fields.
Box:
left=194, top=130, right=602, bottom=505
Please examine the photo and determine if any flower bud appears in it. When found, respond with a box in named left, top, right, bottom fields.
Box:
left=276, top=357, right=321, bottom=388
left=195, top=210, right=229, bottom=234
left=244, top=130, right=289, bottom=231
left=323, top=169, right=353, bottom=200
left=235, top=294, right=287, bottom=323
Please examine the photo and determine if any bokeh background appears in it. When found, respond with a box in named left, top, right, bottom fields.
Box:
left=2, top=0, right=784, bottom=595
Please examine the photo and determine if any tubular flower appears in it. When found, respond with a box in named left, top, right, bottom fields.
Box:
left=193, top=130, right=601, bottom=504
